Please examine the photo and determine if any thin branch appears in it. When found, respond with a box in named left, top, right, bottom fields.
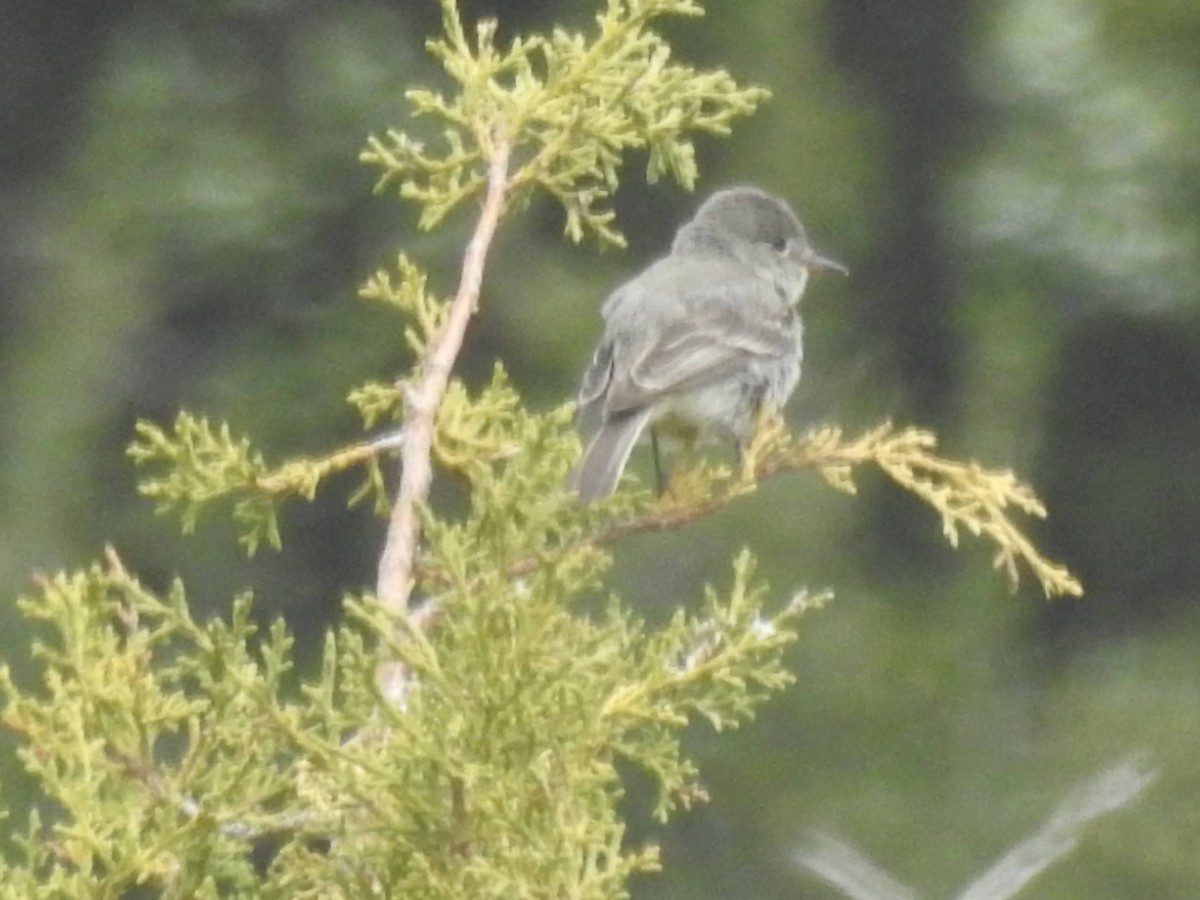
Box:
left=958, top=756, right=1157, bottom=900
left=791, top=756, right=1156, bottom=900
left=415, top=422, right=1081, bottom=600
left=374, top=134, right=511, bottom=702
left=791, top=832, right=917, bottom=900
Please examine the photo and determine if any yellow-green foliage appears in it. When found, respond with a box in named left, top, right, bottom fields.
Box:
left=361, top=0, right=768, bottom=245
left=0, top=0, right=1079, bottom=897
left=1, top=511, right=807, bottom=896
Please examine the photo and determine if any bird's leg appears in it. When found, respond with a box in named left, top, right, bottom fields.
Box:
left=736, top=397, right=765, bottom=483
left=651, top=426, right=669, bottom=495
left=735, top=437, right=754, bottom=483
left=738, top=404, right=785, bottom=483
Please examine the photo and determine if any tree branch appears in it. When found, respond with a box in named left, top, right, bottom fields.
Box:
left=414, top=421, right=1083, bottom=600
left=375, top=135, right=511, bottom=700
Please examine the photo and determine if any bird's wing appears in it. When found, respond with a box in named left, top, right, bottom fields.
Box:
left=575, top=340, right=615, bottom=438
left=603, top=280, right=795, bottom=415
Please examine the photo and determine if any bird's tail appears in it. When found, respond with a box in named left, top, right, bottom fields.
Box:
left=569, top=408, right=653, bottom=500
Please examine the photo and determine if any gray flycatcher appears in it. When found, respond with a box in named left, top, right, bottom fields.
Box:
left=569, top=186, right=846, bottom=500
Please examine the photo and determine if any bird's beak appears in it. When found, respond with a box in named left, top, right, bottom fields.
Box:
left=804, top=248, right=849, bottom=276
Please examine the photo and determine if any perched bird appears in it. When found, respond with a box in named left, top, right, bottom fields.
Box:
left=570, top=186, right=846, bottom=500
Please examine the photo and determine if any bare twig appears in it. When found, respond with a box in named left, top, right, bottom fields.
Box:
left=791, top=755, right=1157, bottom=900
left=958, top=756, right=1157, bottom=900
left=374, top=135, right=511, bottom=702
left=791, top=832, right=917, bottom=900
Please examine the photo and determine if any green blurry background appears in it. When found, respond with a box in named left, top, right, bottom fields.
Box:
left=3, top=0, right=1199, bottom=895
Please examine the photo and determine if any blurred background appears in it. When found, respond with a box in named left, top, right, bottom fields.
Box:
left=3, top=0, right=1199, bottom=895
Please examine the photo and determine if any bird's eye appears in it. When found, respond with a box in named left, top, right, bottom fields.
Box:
left=769, top=236, right=789, bottom=253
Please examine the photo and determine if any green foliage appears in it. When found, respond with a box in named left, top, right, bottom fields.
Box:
left=0, top=515, right=808, bottom=895
left=129, top=413, right=282, bottom=555
left=361, top=0, right=769, bottom=244
left=0, top=0, right=1080, bottom=897
left=129, top=413, right=391, bottom=555
left=745, top=418, right=1083, bottom=598
left=357, top=252, right=446, bottom=361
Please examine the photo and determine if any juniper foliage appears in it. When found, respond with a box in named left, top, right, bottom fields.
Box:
left=0, top=1, right=1079, bottom=897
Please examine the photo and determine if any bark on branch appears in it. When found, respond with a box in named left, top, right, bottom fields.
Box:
left=374, top=138, right=511, bottom=702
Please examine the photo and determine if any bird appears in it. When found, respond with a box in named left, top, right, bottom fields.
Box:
left=569, top=186, right=846, bottom=500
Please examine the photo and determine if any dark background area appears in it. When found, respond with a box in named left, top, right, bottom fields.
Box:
left=2, top=0, right=1199, bottom=895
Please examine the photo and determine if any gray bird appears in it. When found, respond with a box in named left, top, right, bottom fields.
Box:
left=570, top=186, right=846, bottom=500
